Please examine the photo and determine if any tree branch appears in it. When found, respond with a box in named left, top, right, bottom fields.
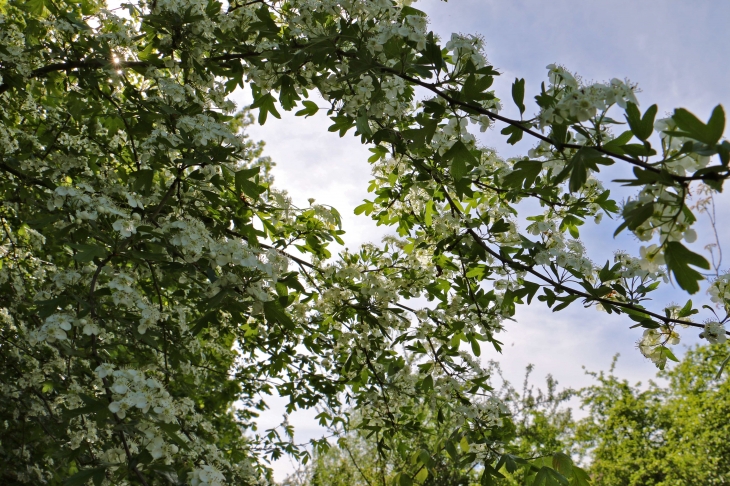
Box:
left=372, top=64, right=727, bottom=185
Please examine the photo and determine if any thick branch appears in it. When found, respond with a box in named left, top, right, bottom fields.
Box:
left=0, top=53, right=259, bottom=95
left=375, top=64, right=727, bottom=185
left=435, top=183, right=725, bottom=335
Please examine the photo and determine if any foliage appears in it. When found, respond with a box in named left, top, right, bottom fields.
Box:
left=574, top=343, right=730, bottom=485
left=281, top=362, right=587, bottom=486
left=1, top=0, right=729, bottom=484
left=289, top=344, right=730, bottom=486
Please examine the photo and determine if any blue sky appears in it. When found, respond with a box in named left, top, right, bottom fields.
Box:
left=234, top=1, right=730, bottom=479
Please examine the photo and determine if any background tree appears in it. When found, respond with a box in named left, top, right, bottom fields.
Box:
left=292, top=342, right=730, bottom=486
left=574, top=343, right=730, bottom=485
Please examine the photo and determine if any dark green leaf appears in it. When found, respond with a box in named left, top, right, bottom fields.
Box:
left=443, top=140, right=477, bottom=180
left=64, top=468, right=106, bottom=486
left=678, top=299, right=698, bottom=318
left=503, top=160, right=542, bottom=189
left=664, top=241, right=710, bottom=294
left=328, top=116, right=355, bottom=137
left=68, top=244, right=107, bottom=263
left=64, top=400, right=109, bottom=420
left=501, top=124, right=524, bottom=145
left=470, top=335, right=481, bottom=357
left=625, top=103, right=657, bottom=141
left=250, top=92, right=281, bottom=125
left=512, top=78, right=526, bottom=115
left=445, top=440, right=459, bottom=460
left=295, top=100, right=319, bottom=118
left=422, top=374, right=434, bottom=392
left=24, top=0, right=46, bottom=16
left=568, top=148, right=612, bottom=193
left=602, top=130, right=633, bottom=151
left=490, top=218, right=511, bottom=234
left=264, top=300, right=295, bottom=329
left=673, top=105, right=725, bottom=146
left=552, top=452, right=573, bottom=478
left=570, top=466, right=591, bottom=486
left=399, top=472, right=413, bottom=486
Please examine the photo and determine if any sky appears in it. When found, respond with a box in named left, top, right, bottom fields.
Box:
left=230, top=0, right=730, bottom=480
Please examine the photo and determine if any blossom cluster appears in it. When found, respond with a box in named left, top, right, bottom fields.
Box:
left=539, top=64, right=639, bottom=126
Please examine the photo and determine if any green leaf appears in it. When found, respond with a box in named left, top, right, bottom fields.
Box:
left=68, top=243, right=107, bottom=262
left=424, top=200, right=434, bottom=226
left=149, top=464, right=179, bottom=484
left=250, top=92, right=281, bottom=125
left=707, top=105, right=726, bottom=145
left=461, top=73, right=495, bottom=101
left=368, top=145, right=389, bottom=162
left=328, top=116, right=355, bottom=137
left=421, top=374, right=434, bottom=392
left=133, top=169, right=155, bottom=194
left=659, top=346, right=680, bottom=363
left=673, top=105, right=725, bottom=146
left=295, top=100, right=319, bottom=118
left=570, top=466, right=591, bottom=486
left=503, top=159, right=542, bottom=189
left=64, top=468, right=106, bottom=486
left=677, top=299, right=698, bottom=318
left=664, top=241, right=710, bottom=294
left=138, top=42, right=156, bottom=61
left=552, top=452, right=573, bottom=478
left=532, top=467, right=549, bottom=486
left=568, top=148, right=613, bottom=193
left=621, top=142, right=657, bottom=157
left=625, top=103, right=657, bottom=141
left=356, top=112, right=372, bottom=139
left=470, top=335, right=481, bottom=357
left=64, top=12, right=92, bottom=30
left=254, top=5, right=279, bottom=32
left=533, top=468, right=569, bottom=486
left=235, top=167, right=263, bottom=199
left=715, top=354, right=730, bottom=380
left=191, top=311, right=218, bottom=336
left=497, top=454, right=520, bottom=474
left=603, top=130, right=633, bottom=152
left=264, top=300, right=295, bottom=329
left=401, top=128, right=427, bottom=148
left=64, top=400, right=109, bottom=420
left=24, top=0, right=46, bottom=16
left=278, top=76, right=300, bottom=111
left=443, top=140, right=476, bottom=180
left=501, top=124, right=524, bottom=145
left=512, top=78, right=526, bottom=115
left=444, top=440, right=459, bottom=460
left=615, top=202, right=655, bottom=236
left=490, top=218, right=510, bottom=233
left=399, top=472, right=413, bottom=486
left=354, top=201, right=374, bottom=216
left=460, top=436, right=470, bottom=453
left=718, top=140, right=730, bottom=166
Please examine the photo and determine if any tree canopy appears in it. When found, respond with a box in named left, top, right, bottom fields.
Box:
left=0, top=0, right=728, bottom=484
left=287, top=343, right=730, bottom=486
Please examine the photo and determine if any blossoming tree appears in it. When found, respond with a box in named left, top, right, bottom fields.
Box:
left=0, top=0, right=728, bottom=484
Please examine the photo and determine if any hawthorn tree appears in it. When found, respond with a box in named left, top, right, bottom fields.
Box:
left=0, top=0, right=728, bottom=484
left=282, top=362, right=578, bottom=486
left=287, top=345, right=730, bottom=486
